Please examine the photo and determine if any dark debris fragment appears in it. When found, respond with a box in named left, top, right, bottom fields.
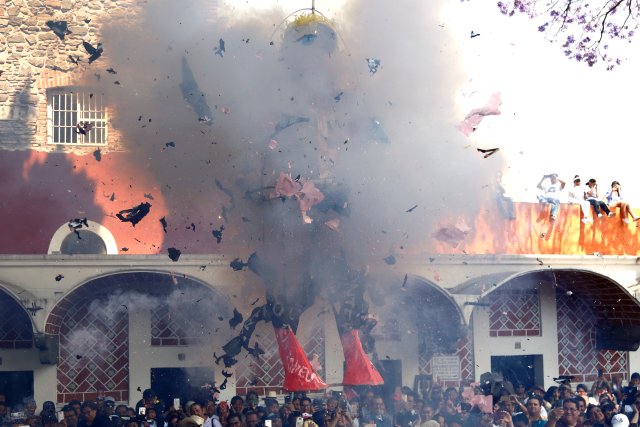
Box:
left=168, top=247, right=181, bottom=262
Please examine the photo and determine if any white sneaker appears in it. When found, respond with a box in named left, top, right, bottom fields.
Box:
left=623, top=218, right=631, bottom=224
left=608, top=212, right=616, bottom=218
left=582, top=217, right=593, bottom=224
left=598, top=213, right=604, bottom=218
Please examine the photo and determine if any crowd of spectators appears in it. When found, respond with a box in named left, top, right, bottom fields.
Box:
left=3, top=372, right=640, bottom=427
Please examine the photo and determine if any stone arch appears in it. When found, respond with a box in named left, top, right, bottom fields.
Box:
left=456, top=269, right=640, bottom=385
left=48, top=220, right=118, bottom=255
left=0, top=284, right=35, bottom=350
left=44, top=270, right=224, bottom=404
left=403, top=275, right=473, bottom=386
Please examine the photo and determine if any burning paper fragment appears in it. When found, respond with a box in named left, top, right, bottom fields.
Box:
left=432, top=218, right=472, bottom=248
left=459, top=92, right=502, bottom=136
left=324, top=218, right=340, bottom=231
left=268, top=139, right=278, bottom=150
left=271, top=172, right=301, bottom=198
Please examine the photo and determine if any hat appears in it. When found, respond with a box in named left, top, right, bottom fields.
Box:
left=266, top=391, right=278, bottom=398
left=104, top=397, right=115, bottom=404
left=612, top=414, right=630, bottom=427
left=574, top=175, right=581, bottom=182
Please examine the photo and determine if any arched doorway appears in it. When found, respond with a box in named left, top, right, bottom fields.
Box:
left=45, top=272, right=223, bottom=404
left=403, top=276, right=472, bottom=388
left=0, top=287, right=35, bottom=406
left=453, top=269, right=640, bottom=388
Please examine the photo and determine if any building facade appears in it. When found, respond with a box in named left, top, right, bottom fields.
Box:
left=3, top=0, right=640, bottom=409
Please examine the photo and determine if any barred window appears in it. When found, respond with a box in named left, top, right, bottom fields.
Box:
left=47, top=89, right=107, bottom=145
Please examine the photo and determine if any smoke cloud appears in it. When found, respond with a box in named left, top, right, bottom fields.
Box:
left=71, top=0, right=501, bottom=354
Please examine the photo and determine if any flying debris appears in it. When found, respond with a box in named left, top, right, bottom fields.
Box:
left=401, top=274, right=408, bottom=289
left=93, top=149, right=101, bottom=162
left=55, top=274, right=64, bottom=282
left=459, top=92, right=502, bottom=136
left=76, top=122, right=93, bottom=135
left=213, top=352, right=238, bottom=368
left=477, top=147, right=500, bottom=158
left=82, top=41, right=103, bottom=63
left=214, top=38, right=226, bottom=57
left=187, top=223, right=196, bottom=231
left=180, top=56, right=214, bottom=125
left=212, top=225, right=224, bottom=243
left=230, top=258, right=248, bottom=271
left=68, top=217, right=89, bottom=238
left=160, top=217, right=168, bottom=233
left=219, top=377, right=228, bottom=390
left=271, top=115, right=310, bottom=138
left=228, top=308, right=243, bottom=329
left=116, top=202, right=151, bottom=226
left=383, top=255, right=396, bottom=265
left=144, top=193, right=154, bottom=200
left=46, top=21, right=72, bottom=40
left=366, top=58, right=381, bottom=74
left=68, top=55, right=80, bottom=65
left=406, top=204, right=419, bottom=213
left=165, top=141, right=176, bottom=148
left=168, top=247, right=181, bottom=262
left=106, top=68, right=117, bottom=74
left=247, top=342, right=265, bottom=357
left=334, top=92, right=344, bottom=102
left=110, top=192, right=115, bottom=201
left=471, top=31, right=481, bottom=38
left=250, top=298, right=260, bottom=306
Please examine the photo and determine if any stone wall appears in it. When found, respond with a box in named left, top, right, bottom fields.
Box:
left=0, top=0, right=135, bottom=152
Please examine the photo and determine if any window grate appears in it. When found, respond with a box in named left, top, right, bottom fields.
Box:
left=48, top=90, right=107, bottom=145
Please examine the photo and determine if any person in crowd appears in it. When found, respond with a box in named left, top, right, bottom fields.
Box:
left=606, top=181, right=639, bottom=224
left=179, top=403, right=204, bottom=427
left=545, top=387, right=561, bottom=409
left=229, top=397, right=244, bottom=420
left=245, top=411, right=260, bottom=427
left=203, top=399, right=222, bottom=427
left=361, top=397, right=392, bottom=427
left=567, top=175, right=593, bottom=223
left=546, top=398, right=582, bottom=427
left=78, top=402, right=109, bottom=427
left=525, top=395, right=546, bottom=427
left=537, top=173, right=566, bottom=221
left=226, top=414, right=241, bottom=427
left=216, top=402, right=229, bottom=427
left=165, top=411, right=181, bottom=427
left=135, top=390, right=165, bottom=427
left=62, top=405, right=79, bottom=427
left=585, top=178, right=615, bottom=218
left=244, top=393, right=260, bottom=416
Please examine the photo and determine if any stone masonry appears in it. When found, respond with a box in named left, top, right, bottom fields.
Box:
left=0, top=0, right=136, bottom=152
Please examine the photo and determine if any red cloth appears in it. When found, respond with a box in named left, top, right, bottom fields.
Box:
left=340, top=329, right=384, bottom=386
left=274, top=326, right=327, bottom=391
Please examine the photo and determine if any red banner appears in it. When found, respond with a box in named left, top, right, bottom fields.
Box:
left=274, top=326, right=327, bottom=391
left=340, top=329, right=384, bottom=386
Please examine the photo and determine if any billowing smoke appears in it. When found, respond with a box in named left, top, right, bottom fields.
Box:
left=62, top=288, right=231, bottom=359
left=72, top=0, right=501, bottom=369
